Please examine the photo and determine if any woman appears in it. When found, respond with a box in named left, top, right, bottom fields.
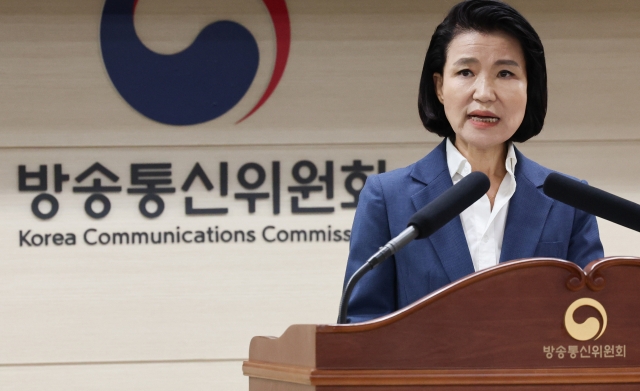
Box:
left=343, top=0, right=603, bottom=324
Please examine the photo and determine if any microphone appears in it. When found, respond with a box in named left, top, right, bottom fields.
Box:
left=337, top=171, right=490, bottom=324
left=543, top=172, right=640, bottom=233
left=408, top=171, right=492, bottom=239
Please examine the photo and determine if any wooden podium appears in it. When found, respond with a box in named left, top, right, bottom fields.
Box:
left=243, top=257, right=640, bottom=390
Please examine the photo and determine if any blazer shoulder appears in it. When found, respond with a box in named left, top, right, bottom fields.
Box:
left=372, top=140, right=449, bottom=188
left=374, top=164, right=416, bottom=186
left=516, top=149, right=587, bottom=189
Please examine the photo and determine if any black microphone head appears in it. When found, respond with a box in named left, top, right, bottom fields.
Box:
left=543, top=172, right=640, bottom=232
left=543, top=172, right=585, bottom=203
left=408, top=171, right=490, bottom=239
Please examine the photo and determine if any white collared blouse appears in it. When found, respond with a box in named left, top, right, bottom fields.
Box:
left=445, top=138, right=517, bottom=272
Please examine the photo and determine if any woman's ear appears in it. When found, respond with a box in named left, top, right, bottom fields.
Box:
left=433, top=73, right=444, bottom=104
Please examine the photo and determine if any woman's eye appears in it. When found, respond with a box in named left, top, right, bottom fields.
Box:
left=498, top=70, right=514, bottom=78
left=458, top=69, right=473, bottom=77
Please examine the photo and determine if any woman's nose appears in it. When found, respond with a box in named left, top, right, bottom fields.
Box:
left=473, top=76, right=496, bottom=102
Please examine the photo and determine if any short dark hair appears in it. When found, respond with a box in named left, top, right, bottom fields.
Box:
left=418, top=0, right=547, bottom=142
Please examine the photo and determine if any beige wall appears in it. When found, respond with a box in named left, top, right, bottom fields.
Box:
left=1, top=1, right=640, bottom=390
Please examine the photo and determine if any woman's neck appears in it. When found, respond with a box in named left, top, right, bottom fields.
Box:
left=453, top=138, right=508, bottom=179
left=453, top=138, right=508, bottom=210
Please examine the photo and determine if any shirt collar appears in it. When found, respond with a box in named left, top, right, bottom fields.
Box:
left=445, top=137, right=518, bottom=179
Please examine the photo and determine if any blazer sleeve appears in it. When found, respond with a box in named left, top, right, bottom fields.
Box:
left=342, top=174, right=397, bottom=323
left=567, top=181, right=604, bottom=268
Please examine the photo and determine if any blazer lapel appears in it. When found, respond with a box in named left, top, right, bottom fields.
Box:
left=500, top=148, right=553, bottom=263
left=410, top=140, right=475, bottom=283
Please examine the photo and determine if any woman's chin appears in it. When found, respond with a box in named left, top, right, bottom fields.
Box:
left=455, top=124, right=516, bottom=151
left=455, top=133, right=509, bottom=152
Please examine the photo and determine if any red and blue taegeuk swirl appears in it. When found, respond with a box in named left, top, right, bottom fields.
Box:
left=100, top=0, right=290, bottom=126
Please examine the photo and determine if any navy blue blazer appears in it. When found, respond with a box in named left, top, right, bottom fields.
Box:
left=344, top=140, right=604, bottom=323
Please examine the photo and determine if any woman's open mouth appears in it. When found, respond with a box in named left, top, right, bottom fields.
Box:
left=468, top=115, right=499, bottom=123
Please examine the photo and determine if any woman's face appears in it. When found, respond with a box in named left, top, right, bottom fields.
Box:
left=434, top=30, right=527, bottom=152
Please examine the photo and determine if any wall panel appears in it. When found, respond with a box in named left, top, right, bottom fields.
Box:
left=0, top=1, right=638, bottom=389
